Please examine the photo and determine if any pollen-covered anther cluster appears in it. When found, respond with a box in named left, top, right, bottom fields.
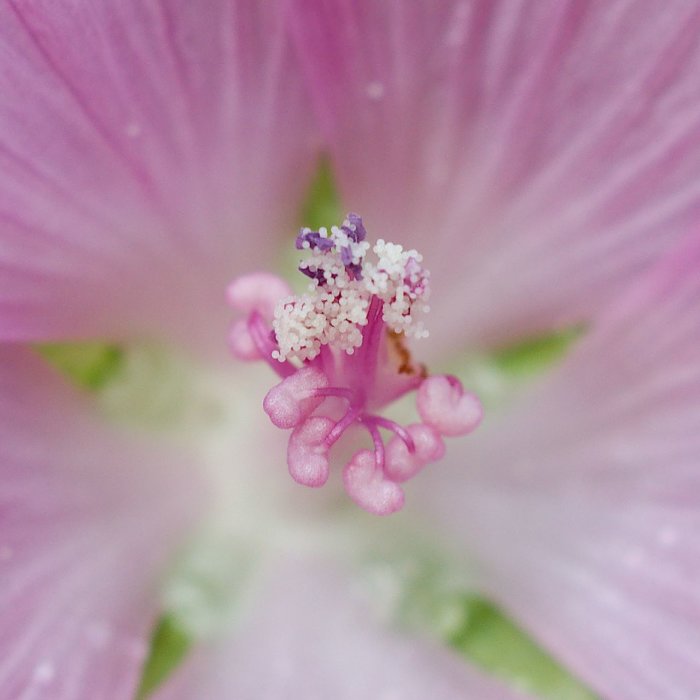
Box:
left=271, top=287, right=370, bottom=362
left=367, top=240, right=430, bottom=339
left=270, top=214, right=431, bottom=364
left=226, top=214, right=482, bottom=516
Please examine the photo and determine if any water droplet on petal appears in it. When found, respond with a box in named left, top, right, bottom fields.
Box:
left=33, top=661, right=55, bottom=685
left=366, top=81, right=385, bottom=100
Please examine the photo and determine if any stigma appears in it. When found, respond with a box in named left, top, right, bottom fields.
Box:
left=226, top=214, right=482, bottom=515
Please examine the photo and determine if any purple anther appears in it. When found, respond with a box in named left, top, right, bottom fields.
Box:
left=340, top=246, right=353, bottom=267
left=343, top=213, right=367, bottom=242
left=297, top=228, right=335, bottom=252
left=299, top=265, right=326, bottom=284
left=348, top=262, right=363, bottom=281
left=338, top=247, right=364, bottom=281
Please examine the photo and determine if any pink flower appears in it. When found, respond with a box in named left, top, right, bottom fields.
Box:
left=1, top=2, right=699, bottom=699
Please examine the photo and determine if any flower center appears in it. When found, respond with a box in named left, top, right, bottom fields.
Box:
left=226, top=214, right=482, bottom=515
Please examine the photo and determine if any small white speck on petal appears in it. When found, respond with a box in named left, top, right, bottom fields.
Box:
left=366, top=81, right=385, bottom=100
left=32, top=661, right=55, bottom=685
left=125, top=122, right=142, bottom=138
left=657, top=526, right=679, bottom=547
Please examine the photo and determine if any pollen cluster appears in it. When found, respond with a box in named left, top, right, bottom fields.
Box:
left=272, top=214, right=430, bottom=363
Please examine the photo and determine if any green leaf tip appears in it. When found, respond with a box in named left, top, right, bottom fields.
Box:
left=37, top=342, right=124, bottom=390
left=451, top=597, right=599, bottom=700
left=137, top=616, right=192, bottom=699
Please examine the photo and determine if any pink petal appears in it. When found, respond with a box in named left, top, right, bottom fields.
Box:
left=0, top=346, right=201, bottom=699
left=155, top=557, right=533, bottom=700
left=0, top=1, right=315, bottom=351
left=419, top=232, right=700, bottom=700
left=290, top=1, right=700, bottom=350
